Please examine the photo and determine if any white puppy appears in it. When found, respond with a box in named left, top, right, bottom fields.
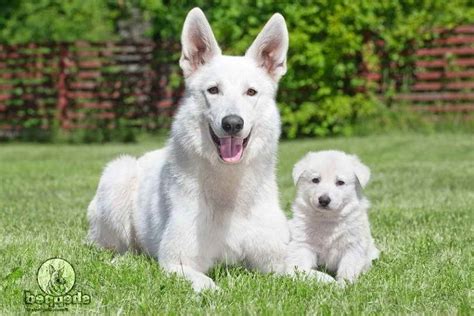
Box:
left=288, top=150, right=379, bottom=283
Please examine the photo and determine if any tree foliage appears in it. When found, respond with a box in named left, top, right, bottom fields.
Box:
left=143, top=0, right=474, bottom=138
left=1, top=0, right=473, bottom=138
left=0, top=0, right=118, bottom=43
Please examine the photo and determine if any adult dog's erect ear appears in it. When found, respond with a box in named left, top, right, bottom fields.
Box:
left=245, top=13, right=289, bottom=81
left=180, top=8, right=221, bottom=77
left=350, top=154, right=371, bottom=188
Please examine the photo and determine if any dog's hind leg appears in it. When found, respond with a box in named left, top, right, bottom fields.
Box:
left=87, top=196, right=126, bottom=252
left=87, top=155, right=138, bottom=253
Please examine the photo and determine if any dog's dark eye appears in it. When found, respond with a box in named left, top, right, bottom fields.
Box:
left=312, top=178, right=320, bottom=184
left=336, top=180, right=345, bottom=186
left=246, top=88, right=257, bottom=96
left=207, top=86, right=219, bottom=94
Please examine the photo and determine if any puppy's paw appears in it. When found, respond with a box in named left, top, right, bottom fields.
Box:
left=336, top=278, right=348, bottom=288
left=308, top=270, right=336, bottom=284
left=336, top=268, right=359, bottom=284
left=191, top=275, right=219, bottom=292
left=336, top=253, right=366, bottom=283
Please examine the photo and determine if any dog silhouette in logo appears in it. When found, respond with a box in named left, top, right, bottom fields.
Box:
left=46, top=264, right=67, bottom=295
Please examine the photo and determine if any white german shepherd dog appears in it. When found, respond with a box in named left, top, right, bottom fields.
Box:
left=87, top=8, right=333, bottom=291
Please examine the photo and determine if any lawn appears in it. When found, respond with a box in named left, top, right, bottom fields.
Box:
left=0, top=133, right=472, bottom=314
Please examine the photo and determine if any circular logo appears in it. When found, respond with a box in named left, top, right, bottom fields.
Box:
left=37, top=258, right=75, bottom=296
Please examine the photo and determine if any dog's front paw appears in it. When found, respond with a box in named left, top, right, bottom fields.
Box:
left=336, top=278, right=348, bottom=288
left=308, top=270, right=336, bottom=284
left=336, top=267, right=359, bottom=284
left=191, top=275, right=219, bottom=292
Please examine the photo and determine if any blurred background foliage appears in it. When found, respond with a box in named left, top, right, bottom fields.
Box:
left=1, top=0, right=473, bottom=140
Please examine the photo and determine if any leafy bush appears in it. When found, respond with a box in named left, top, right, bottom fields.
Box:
left=142, top=0, right=473, bottom=138
left=1, top=1, right=473, bottom=140
left=281, top=94, right=379, bottom=138
left=0, top=0, right=117, bottom=43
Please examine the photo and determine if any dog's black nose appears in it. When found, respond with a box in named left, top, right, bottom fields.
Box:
left=318, top=195, right=331, bottom=207
left=222, top=115, right=244, bottom=136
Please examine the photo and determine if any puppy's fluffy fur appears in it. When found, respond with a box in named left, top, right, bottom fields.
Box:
left=288, top=150, right=379, bottom=282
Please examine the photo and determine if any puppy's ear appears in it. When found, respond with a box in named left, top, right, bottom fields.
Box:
left=180, top=8, right=221, bottom=77
left=350, top=155, right=371, bottom=188
left=245, top=13, right=289, bottom=81
left=292, top=158, right=306, bottom=185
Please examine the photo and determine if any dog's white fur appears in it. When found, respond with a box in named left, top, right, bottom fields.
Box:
left=87, top=8, right=335, bottom=291
left=288, top=150, right=379, bottom=283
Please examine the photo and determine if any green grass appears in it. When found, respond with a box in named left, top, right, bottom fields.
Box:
left=1, top=133, right=473, bottom=314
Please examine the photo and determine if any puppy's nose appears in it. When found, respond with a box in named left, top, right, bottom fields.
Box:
left=222, top=115, right=244, bottom=136
left=318, top=195, right=331, bottom=207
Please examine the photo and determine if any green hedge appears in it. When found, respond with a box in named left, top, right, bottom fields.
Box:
left=142, top=0, right=474, bottom=138
left=1, top=1, right=473, bottom=139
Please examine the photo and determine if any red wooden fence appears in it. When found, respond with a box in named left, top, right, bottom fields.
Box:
left=1, top=26, right=473, bottom=138
left=363, top=25, right=474, bottom=113
left=0, top=41, right=180, bottom=137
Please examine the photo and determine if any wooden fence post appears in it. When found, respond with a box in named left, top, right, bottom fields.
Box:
left=57, top=43, right=69, bottom=129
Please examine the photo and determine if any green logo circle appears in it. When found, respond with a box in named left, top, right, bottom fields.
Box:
left=37, top=258, right=75, bottom=296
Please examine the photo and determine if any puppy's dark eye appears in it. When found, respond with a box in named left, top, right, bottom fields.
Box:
left=312, top=178, right=320, bottom=184
left=207, top=86, right=219, bottom=94
left=336, top=180, right=345, bottom=186
left=246, top=88, right=257, bottom=96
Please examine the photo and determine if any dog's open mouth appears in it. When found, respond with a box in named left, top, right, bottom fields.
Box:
left=210, top=125, right=250, bottom=163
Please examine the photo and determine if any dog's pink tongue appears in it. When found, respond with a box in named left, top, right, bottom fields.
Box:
left=219, top=137, right=244, bottom=163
